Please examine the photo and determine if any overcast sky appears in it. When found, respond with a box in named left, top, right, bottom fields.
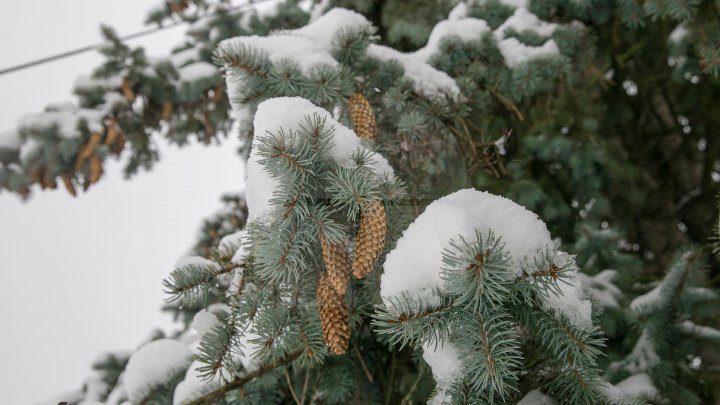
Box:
left=0, top=1, right=244, bottom=403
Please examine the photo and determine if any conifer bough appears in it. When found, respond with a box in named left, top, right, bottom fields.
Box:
left=28, top=1, right=720, bottom=404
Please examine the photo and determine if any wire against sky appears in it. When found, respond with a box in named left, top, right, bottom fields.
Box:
left=0, top=0, right=275, bottom=77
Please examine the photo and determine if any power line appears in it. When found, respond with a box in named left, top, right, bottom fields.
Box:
left=0, top=0, right=274, bottom=77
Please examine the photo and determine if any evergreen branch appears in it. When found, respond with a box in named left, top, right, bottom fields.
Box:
left=400, top=362, right=425, bottom=405
left=285, top=367, right=302, bottom=405
left=214, top=42, right=269, bottom=78
left=455, top=311, right=523, bottom=401
left=257, top=129, right=316, bottom=187
left=185, top=350, right=303, bottom=405
left=195, top=315, right=240, bottom=381
left=373, top=292, right=454, bottom=349
left=354, top=344, right=374, bottom=382
left=163, top=260, right=240, bottom=305
left=325, top=165, right=381, bottom=220
left=518, top=306, right=604, bottom=370
left=441, top=230, right=514, bottom=313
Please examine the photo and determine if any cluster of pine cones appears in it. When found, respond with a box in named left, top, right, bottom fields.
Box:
left=316, top=93, right=383, bottom=355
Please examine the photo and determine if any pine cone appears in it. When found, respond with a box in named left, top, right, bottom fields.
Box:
left=348, top=93, right=377, bottom=141
left=316, top=274, right=349, bottom=355
left=80, top=132, right=102, bottom=159
left=61, top=173, right=76, bottom=197
left=161, top=101, right=174, bottom=121
left=320, top=233, right=350, bottom=295
left=104, top=120, right=119, bottom=145
left=113, top=133, right=126, bottom=156
left=211, top=84, right=225, bottom=103
left=42, top=171, right=57, bottom=190
left=121, top=78, right=135, bottom=102
left=89, top=156, right=103, bottom=184
left=352, top=200, right=386, bottom=279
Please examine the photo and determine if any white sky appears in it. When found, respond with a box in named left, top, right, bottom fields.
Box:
left=0, top=1, right=244, bottom=403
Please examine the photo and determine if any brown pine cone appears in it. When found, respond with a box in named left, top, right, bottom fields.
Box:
left=80, top=132, right=102, bottom=160
left=61, top=173, right=76, bottom=197
left=121, top=78, right=135, bottom=102
left=320, top=233, right=350, bottom=296
left=162, top=101, right=174, bottom=121
left=316, top=274, right=349, bottom=355
left=104, top=120, right=119, bottom=145
left=89, top=156, right=103, bottom=184
left=348, top=93, right=377, bottom=141
left=352, top=200, right=386, bottom=279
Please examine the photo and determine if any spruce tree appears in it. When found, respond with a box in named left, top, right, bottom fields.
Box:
left=3, top=0, right=720, bottom=404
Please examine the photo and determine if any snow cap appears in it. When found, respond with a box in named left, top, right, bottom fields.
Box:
left=246, top=97, right=394, bottom=221
left=381, top=188, right=554, bottom=306
left=124, top=339, right=192, bottom=403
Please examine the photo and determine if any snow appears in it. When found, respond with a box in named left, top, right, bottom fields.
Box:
left=175, top=255, right=220, bottom=271
left=192, top=309, right=219, bottom=335
left=495, top=8, right=557, bottom=40
left=170, top=46, right=202, bottom=68
left=499, top=0, right=529, bottom=7
left=18, top=138, right=41, bottom=163
left=219, top=34, right=338, bottom=74
left=280, top=7, right=462, bottom=97
left=245, top=97, right=394, bottom=221
left=124, top=339, right=193, bottom=403
left=366, top=44, right=460, bottom=97
left=581, top=269, right=622, bottom=310
left=0, top=130, right=21, bottom=150
left=542, top=254, right=593, bottom=331
left=677, top=320, right=720, bottom=340
left=612, top=329, right=659, bottom=374
left=422, top=341, right=463, bottom=387
left=236, top=321, right=262, bottom=372
left=615, top=373, right=659, bottom=400
left=517, top=389, right=556, bottom=405
left=448, top=3, right=468, bottom=20
left=173, top=360, right=221, bottom=405
left=496, top=38, right=560, bottom=67
left=422, top=341, right=463, bottom=404
left=105, top=383, right=129, bottom=405
left=381, top=189, right=554, bottom=307
left=287, top=8, right=371, bottom=52
left=669, top=24, right=688, bottom=43
left=218, top=230, right=246, bottom=258
left=79, top=373, right=110, bottom=403
left=411, top=18, right=490, bottom=61
left=307, top=0, right=331, bottom=21
left=177, top=61, right=218, bottom=83
left=74, top=74, right=124, bottom=92
left=228, top=231, right=251, bottom=265
left=18, top=107, right=106, bottom=138
left=630, top=282, right=663, bottom=314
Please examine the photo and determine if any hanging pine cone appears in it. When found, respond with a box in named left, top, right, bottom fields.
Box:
left=80, top=132, right=102, bottom=159
left=352, top=199, right=386, bottom=279
left=104, top=120, right=119, bottom=145
left=211, top=84, right=225, bottom=103
left=320, top=233, right=350, bottom=296
left=121, top=78, right=135, bottom=102
left=161, top=101, right=173, bottom=121
left=61, top=173, right=76, bottom=197
left=348, top=93, right=376, bottom=141
left=316, top=274, right=349, bottom=355
left=89, top=156, right=103, bottom=184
